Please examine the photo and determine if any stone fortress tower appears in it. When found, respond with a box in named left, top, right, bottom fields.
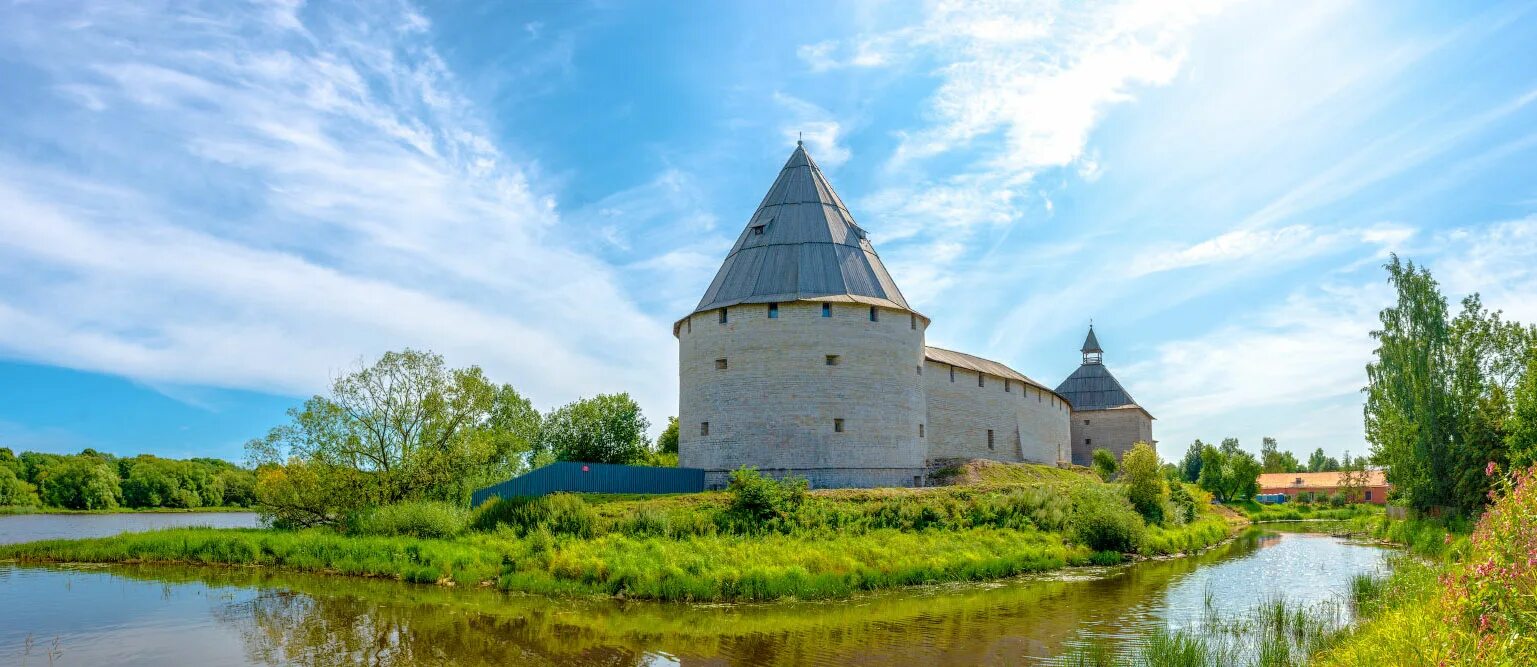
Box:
left=676, top=142, right=1075, bottom=489
left=1053, top=326, right=1155, bottom=465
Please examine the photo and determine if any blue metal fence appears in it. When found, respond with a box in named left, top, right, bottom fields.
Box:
left=470, top=462, right=706, bottom=506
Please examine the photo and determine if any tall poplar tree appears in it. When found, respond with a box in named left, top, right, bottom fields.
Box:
left=1364, top=255, right=1534, bottom=514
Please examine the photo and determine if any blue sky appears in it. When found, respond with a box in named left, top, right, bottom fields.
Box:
left=2, top=0, right=1535, bottom=464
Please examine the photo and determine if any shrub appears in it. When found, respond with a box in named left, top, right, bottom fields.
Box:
left=725, top=467, right=807, bottom=529
left=1328, top=492, right=1346, bottom=508
left=348, top=501, right=469, bottom=539
left=1297, top=491, right=1315, bottom=504
left=1091, top=448, right=1118, bottom=481
left=1069, top=485, right=1145, bottom=553
left=1166, top=482, right=1196, bottom=526
left=469, top=493, right=597, bottom=537
left=1120, top=442, right=1165, bottom=524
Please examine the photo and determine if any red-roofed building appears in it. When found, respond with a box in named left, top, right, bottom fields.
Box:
left=1256, top=470, right=1391, bottom=505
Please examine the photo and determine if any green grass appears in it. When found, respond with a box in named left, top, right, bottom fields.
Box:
left=0, top=462, right=1242, bottom=602
left=1230, top=500, right=1382, bottom=523
left=0, top=525, right=1088, bottom=599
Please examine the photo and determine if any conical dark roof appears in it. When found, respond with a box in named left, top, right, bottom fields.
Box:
left=1081, top=327, right=1102, bottom=354
left=692, top=143, right=910, bottom=315
left=1057, top=328, right=1150, bottom=415
left=1055, top=363, right=1144, bottom=412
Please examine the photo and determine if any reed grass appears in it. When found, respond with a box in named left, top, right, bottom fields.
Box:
left=1062, top=590, right=1350, bottom=666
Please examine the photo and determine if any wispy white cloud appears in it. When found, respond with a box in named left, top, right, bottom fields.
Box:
left=796, top=34, right=901, bottom=72
left=1124, top=216, right=1537, bottom=457
left=0, top=0, right=675, bottom=424
left=1436, top=216, right=1537, bottom=324
left=773, top=92, right=852, bottom=168
left=796, top=0, right=1241, bottom=320
left=1127, top=223, right=1415, bottom=277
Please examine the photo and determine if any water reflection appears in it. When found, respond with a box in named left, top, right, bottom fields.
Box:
left=0, top=529, right=1389, bottom=666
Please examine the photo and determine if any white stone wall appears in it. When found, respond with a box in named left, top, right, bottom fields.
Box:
left=923, top=361, right=1071, bottom=465
left=677, top=301, right=928, bottom=489
left=1068, top=408, right=1154, bottom=466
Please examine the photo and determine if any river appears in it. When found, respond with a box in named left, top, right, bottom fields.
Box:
left=0, top=520, right=1389, bottom=666
left=0, top=512, right=263, bottom=544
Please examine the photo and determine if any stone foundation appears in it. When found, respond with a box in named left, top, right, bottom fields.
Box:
left=702, top=467, right=928, bottom=490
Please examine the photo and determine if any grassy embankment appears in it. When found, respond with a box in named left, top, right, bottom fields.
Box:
left=0, top=462, right=1242, bottom=602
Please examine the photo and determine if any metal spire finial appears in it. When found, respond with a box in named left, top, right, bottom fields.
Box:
left=797, top=131, right=803, bottom=146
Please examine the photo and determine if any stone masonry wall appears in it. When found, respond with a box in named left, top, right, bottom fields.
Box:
left=923, top=361, right=1071, bottom=465
left=1068, top=408, right=1153, bottom=466
left=677, top=300, right=928, bottom=489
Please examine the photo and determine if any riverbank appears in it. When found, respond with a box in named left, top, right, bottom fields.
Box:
left=0, top=462, right=1244, bottom=602
left=1228, top=500, right=1382, bottom=523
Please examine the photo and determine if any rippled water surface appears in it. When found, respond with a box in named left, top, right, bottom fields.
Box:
left=0, top=512, right=262, bottom=544
left=0, top=528, right=1389, bottom=666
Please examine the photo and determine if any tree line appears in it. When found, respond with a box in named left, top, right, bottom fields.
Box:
left=0, top=447, right=256, bottom=510
left=1365, top=255, right=1537, bottom=516
left=1165, top=436, right=1372, bottom=504
left=245, top=349, right=677, bottom=527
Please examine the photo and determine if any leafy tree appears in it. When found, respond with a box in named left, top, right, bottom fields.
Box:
left=0, top=466, right=39, bottom=506
left=538, top=393, right=652, bottom=465
left=1366, top=256, right=1453, bottom=513
left=247, top=349, right=539, bottom=519
left=0, top=448, right=257, bottom=510
left=1196, top=443, right=1259, bottom=502
left=252, top=461, right=356, bottom=528
left=1167, top=482, right=1197, bottom=525
left=1197, top=445, right=1226, bottom=501
left=1261, top=437, right=1301, bottom=473
left=1445, top=295, right=1528, bottom=514
left=1225, top=450, right=1261, bottom=502
left=1509, top=349, right=1537, bottom=467
left=657, top=416, right=680, bottom=455
left=1260, top=437, right=1280, bottom=472
left=17, top=451, right=65, bottom=485
left=1307, top=448, right=1329, bottom=473
left=1365, top=256, right=1535, bottom=514
left=1219, top=437, right=1242, bottom=456
left=36, top=458, right=121, bottom=510
left=1159, top=462, right=1181, bottom=485
left=1090, top=448, right=1118, bottom=481
left=1337, top=451, right=1370, bottom=504
left=118, top=456, right=228, bottom=508
left=1179, top=440, right=1205, bottom=483
left=218, top=468, right=258, bottom=507
left=1120, top=442, right=1164, bottom=524
left=1323, top=456, right=1340, bottom=472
